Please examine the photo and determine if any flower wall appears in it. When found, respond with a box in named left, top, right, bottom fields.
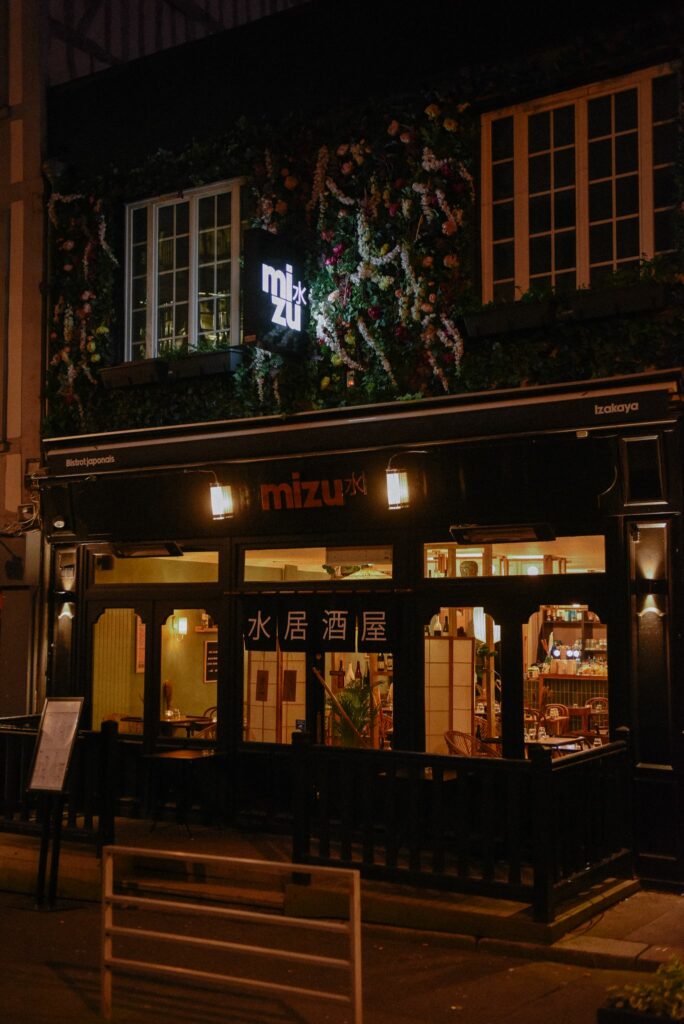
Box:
left=44, top=92, right=683, bottom=437
left=45, top=97, right=480, bottom=434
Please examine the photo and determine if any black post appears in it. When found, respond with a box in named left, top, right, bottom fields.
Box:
left=35, top=793, right=52, bottom=908
left=47, top=793, right=65, bottom=908
left=98, top=720, right=118, bottom=852
left=291, top=730, right=312, bottom=865
left=530, top=745, right=555, bottom=923
left=614, top=726, right=635, bottom=874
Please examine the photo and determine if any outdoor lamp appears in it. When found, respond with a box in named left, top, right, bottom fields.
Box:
left=58, top=601, right=75, bottom=620
left=210, top=480, right=234, bottom=520
left=386, top=464, right=410, bottom=510
left=385, top=450, right=427, bottom=510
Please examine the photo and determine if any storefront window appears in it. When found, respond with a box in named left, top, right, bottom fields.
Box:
left=92, top=608, right=145, bottom=732
left=425, top=606, right=500, bottom=756
left=244, top=545, right=392, bottom=583
left=160, top=609, right=218, bottom=736
left=424, top=536, right=605, bottom=578
left=320, top=651, right=393, bottom=749
left=241, top=593, right=395, bottom=748
left=93, top=549, right=218, bottom=584
left=524, top=604, right=608, bottom=751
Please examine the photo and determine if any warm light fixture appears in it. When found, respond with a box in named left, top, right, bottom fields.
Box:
left=385, top=450, right=427, bottom=510
left=171, top=614, right=188, bottom=639
left=386, top=466, right=410, bottom=510
left=210, top=482, right=234, bottom=520
left=58, top=601, right=75, bottom=620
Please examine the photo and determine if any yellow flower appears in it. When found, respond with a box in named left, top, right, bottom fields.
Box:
left=425, top=103, right=441, bottom=119
left=320, top=376, right=331, bottom=390
left=443, top=118, right=458, bottom=132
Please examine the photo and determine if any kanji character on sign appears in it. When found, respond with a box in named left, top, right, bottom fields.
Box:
left=284, top=610, right=308, bottom=642
left=248, top=609, right=272, bottom=641
left=361, top=610, right=387, bottom=643
left=322, top=609, right=350, bottom=641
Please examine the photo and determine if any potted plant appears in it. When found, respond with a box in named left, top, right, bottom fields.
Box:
left=597, top=958, right=684, bottom=1023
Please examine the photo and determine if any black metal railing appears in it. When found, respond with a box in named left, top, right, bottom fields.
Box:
left=0, top=718, right=118, bottom=851
left=291, top=735, right=633, bottom=922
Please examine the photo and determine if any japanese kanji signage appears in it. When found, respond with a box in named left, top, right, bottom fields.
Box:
left=242, top=229, right=309, bottom=356
left=241, top=596, right=394, bottom=652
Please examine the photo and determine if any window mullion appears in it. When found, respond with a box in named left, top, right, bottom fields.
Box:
left=124, top=207, right=133, bottom=360
left=147, top=205, right=156, bottom=359
left=188, top=196, right=198, bottom=351
left=230, top=183, right=241, bottom=345
left=513, top=109, right=529, bottom=295
left=480, top=117, right=494, bottom=303
left=638, top=77, right=654, bottom=259
left=575, top=99, right=590, bottom=288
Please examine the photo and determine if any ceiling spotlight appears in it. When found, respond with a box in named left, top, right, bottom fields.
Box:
left=51, top=515, right=67, bottom=530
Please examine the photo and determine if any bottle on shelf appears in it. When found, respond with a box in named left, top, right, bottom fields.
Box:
left=378, top=652, right=386, bottom=672
left=443, top=615, right=450, bottom=634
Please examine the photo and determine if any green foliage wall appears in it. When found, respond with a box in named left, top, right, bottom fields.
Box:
left=44, top=92, right=684, bottom=438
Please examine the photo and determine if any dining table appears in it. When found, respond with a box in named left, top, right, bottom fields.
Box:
left=159, top=715, right=214, bottom=738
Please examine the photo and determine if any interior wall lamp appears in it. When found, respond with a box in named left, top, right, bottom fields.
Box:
left=385, top=450, right=427, bottom=510
left=171, top=614, right=188, bottom=639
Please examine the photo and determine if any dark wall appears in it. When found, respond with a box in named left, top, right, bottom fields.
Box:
left=46, top=0, right=682, bottom=177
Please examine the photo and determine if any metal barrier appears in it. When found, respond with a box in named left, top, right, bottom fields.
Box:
left=101, top=845, right=363, bottom=1022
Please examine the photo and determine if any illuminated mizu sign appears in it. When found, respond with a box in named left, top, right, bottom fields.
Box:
left=261, top=262, right=307, bottom=331
left=260, top=471, right=367, bottom=511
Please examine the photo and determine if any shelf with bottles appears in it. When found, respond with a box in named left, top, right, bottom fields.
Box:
left=543, top=604, right=607, bottom=664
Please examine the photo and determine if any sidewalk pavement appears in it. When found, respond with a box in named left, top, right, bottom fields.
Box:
left=0, top=818, right=682, bottom=975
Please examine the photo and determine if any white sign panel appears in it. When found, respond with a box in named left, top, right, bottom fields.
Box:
left=28, top=698, right=83, bottom=793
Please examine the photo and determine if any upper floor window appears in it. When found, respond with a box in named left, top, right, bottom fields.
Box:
left=481, top=65, right=679, bottom=302
left=126, top=180, right=244, bottom=360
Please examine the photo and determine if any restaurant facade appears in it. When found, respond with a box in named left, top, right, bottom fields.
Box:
left=40, top=366, right=684, bottom=884
left=18, top=0, right=681, bottom=901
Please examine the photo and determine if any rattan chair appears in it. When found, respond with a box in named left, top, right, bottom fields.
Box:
left=444, top=729, right=501, bottom=758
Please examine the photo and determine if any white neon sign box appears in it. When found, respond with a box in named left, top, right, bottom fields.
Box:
left=261, top=262, right=308, bottom=332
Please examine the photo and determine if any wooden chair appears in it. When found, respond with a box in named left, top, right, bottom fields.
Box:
left=586, top=697, right=609, bottom=736
left=444, top=730, right=501, bottom=758
left=544, top=703, right=569, bottom=736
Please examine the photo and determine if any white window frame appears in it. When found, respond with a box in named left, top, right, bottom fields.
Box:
left=481, top=63, right=678, bottom=303
left=125, top=178, right=244, bottom=360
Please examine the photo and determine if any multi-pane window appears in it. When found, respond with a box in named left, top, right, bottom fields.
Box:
left=482, top=65, right=679, bottom=302
left=126, top=180, right=243, bottom=360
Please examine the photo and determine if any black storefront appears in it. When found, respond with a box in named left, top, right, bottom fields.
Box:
left=40, top=368, right=684, bottom=886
